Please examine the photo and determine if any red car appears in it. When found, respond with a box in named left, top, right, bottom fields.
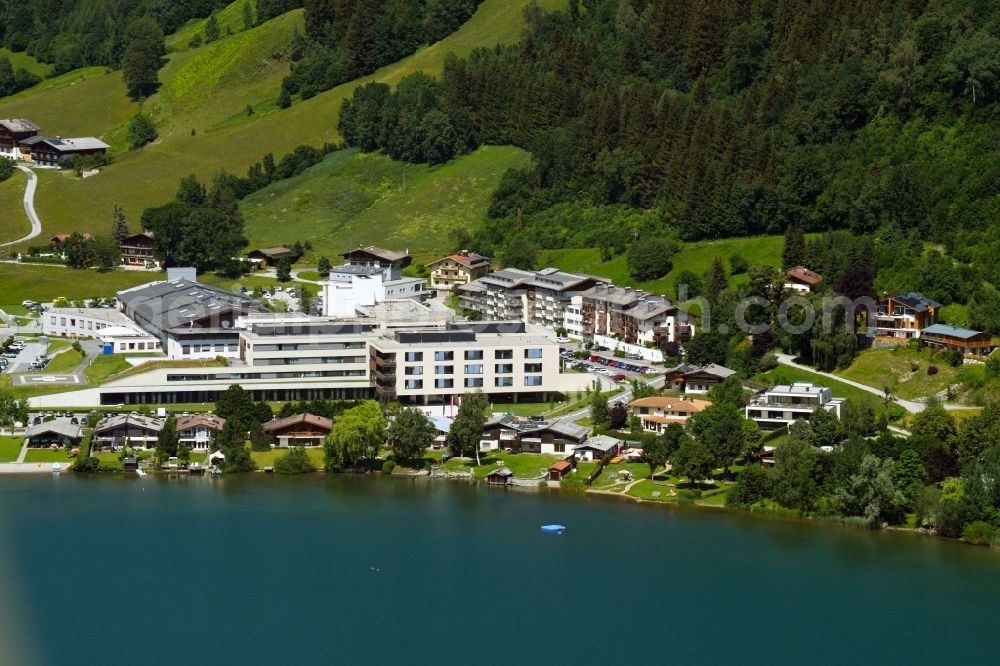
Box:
left=610, top=373, right=626, bottom=381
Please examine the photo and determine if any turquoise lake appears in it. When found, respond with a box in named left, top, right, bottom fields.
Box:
left=1, top=474, right=998, bottom=665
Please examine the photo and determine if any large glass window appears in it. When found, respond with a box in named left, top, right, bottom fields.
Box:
left=464, top=364, right=484, bottom=375
left=494, top=377, right=513, bottom=387
left=434, top=365, right=454, bottom=375
left=434, top=379, right=454, bottom=389
left=405, top=351, right=423, bottom=362
left=434, top=351, right=454, bottom=361
left=524, top=376, right=543, bottom=386
left=404, top=366, right=423, bottom=375
left=524, top=348, right=543, bottom=358
left=494, top=363, right=513, bottom=374
left=404, top=379, right=423, bottom=390
left=464, top=378, right=484, bottom=388
left=524, top=363, right=543, bottom=373
left=464, top=350, right=484, bottom=360
left=494, top=349, right=513, bottom=360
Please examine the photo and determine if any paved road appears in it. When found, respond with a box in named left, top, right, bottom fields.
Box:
left=1, top=165, right=40, bottom=247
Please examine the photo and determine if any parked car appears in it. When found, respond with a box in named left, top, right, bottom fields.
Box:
left=21, top=300, right=36, bottom=308
left=556, top=337, right=571, bottom=343
left=1, top=352, right=17, bottom=359
left=610, top=373, right=626, bottom=381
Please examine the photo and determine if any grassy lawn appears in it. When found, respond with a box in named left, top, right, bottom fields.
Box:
left=0, top=168, right=29, bottom=246
left=443, top=451, right=563, bottom=480
left=0, top=436, right=23, bottom=462
left=539, top=234, right=818, bottom=299
left=94, top=452, right=124, bottom=470
left=489, top=402, right=552, bottom=418
left=0, top=264, right=162, bottom=309
left=251, top=447, right=325, bottom=470
left=0, top=0, right=558, bottom=252
left=44, top=349, right=87, bottom=374
left=46, top=339, right=71, bottom=355
left=241, top=146, right=530, bottom=262
left=23, top=448, right=74, bottom=463
left=591, top=461, right=655, bottom=489
left=835, top=347, right=958, bottom=401
left=84, top=354, right=133, bottom=385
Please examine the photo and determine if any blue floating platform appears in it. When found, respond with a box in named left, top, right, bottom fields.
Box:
left=540, top=524, right=566, bottom=533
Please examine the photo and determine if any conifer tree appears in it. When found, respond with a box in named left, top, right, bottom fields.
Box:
left=111, top=205, right=130, bottom=244
left=782, top=224, right=806, bottom=269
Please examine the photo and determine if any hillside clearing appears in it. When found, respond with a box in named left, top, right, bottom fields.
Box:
left=242, top=146, right=531, bottom=261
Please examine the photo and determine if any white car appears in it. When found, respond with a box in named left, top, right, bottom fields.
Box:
left=556, top=337, right=571, bottom=343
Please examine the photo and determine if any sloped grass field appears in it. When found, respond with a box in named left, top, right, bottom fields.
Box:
left=835, top=347, right=959, bottom=401
left=0, top=68, right=136, bottom=150
left=0, top=0, right=560, bottom=249
left=242, top=146, right=531, bottom=261
left=0, top=168, right=29, bottom=244
left=167, top=0, right=257, bottom=51
left=150, top=9, right=302, bottom=136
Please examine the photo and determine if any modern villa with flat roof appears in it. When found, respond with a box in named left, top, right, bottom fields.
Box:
left=745, top=382, right=844, bottom=431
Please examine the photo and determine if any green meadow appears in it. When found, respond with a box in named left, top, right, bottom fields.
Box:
left=242, top=146, right=531, bottom=262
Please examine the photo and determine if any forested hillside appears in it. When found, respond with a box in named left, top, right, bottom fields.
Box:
left=337, top=0, right=999, bottom=328
left=0, top=0, right=232, bottom=72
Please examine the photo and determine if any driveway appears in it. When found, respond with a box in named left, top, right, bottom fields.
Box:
left=773, top=353, right=970, bottom=414
left=0, top=165, right=40, bottom=247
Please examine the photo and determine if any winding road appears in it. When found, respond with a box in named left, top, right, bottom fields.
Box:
left=1, top=165, right=41, bottom=247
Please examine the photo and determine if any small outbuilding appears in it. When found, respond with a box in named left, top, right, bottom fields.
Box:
left=486, top=467, right=514, bottom=486
left=122, top=457, right=139, bottom=473
left=548, top=460, right=572, bottom=481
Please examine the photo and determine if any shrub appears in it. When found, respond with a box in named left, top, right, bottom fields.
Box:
left=382, top=459, right=396, bottom=474
left=927, top=365, right=938, bottom=376
left=274, top=447, right=316, bottom=474
left=962, top=521, right=995, bottom=546
left=729, top=253, right=748, bottom=275
left=73, top=456, right=100, bottom=473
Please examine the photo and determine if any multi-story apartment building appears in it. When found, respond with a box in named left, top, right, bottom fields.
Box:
left=458, top=267, right=606, bottom=334
left=580, top=284, right=693, bottom=347
left=745, top=382, right=845, bottom=431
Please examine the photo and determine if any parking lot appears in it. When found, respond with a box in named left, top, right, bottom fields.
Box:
left=560, top=342, right=660, bottom=383
left=1, top=339, right=48, bottom=374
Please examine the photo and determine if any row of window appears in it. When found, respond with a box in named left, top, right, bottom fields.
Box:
left=403, top=348, right=541, bottom=362
left=254, top=356, right=366, bottom=366
left=252, top=342, right=366, bottom=352
left=403, top=376, right=540, bottom=390
left=405, top=363, right=541, bottom=376
left=166, top=369, right=366, bottom=381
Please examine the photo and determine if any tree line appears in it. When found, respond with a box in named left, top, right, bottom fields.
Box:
left=0, top=0, right=230, bottom=75
left=279, top=0, right=483, bottom=107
